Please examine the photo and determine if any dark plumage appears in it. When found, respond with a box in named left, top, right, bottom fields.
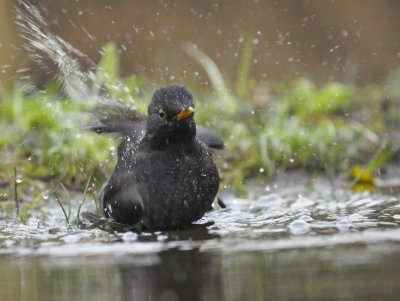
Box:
left=90, top=84, right=222, bottom=230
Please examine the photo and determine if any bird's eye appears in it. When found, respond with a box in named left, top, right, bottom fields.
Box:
left=158, top=110, right=166, bottom=119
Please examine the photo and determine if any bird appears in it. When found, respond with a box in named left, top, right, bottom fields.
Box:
left=88, top=84, right=223, bottom=230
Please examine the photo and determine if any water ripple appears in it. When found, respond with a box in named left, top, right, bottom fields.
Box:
left=1, top=187, right=400, bottom=257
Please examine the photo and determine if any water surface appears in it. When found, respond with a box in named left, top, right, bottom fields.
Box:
left=1, top=175, right=400, bottom=301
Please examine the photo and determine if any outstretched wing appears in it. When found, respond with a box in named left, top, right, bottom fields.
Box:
left=87, top=103, right=224, bottom=150
left=86, top=103, right=145, bottom=134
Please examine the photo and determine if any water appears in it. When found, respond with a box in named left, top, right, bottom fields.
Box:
left=2, top=245, right=399, bottom=301
left=1, top=175, right=400, bottom=300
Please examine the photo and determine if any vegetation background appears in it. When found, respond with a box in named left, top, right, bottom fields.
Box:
left=1, top=0, right=400, bottom=219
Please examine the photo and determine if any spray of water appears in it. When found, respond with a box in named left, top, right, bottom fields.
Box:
left=15, top=0, right=119, bottom=107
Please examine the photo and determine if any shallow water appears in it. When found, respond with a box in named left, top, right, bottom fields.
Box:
left=1, top=175, right=400, bottom=301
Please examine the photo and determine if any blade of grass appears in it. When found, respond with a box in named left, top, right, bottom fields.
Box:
left=59, top=182, right=72, bottom=221
left=53, top=186, right=70, bottom=224
left=93, top=194, right=100, bottom=220
left=235, top=34, right=254, bottom=98
left=76, top=176, right=92, bottom=223
left=14, top=167, right=19, bottom=218
left=182, top=41, right=238, bottom=114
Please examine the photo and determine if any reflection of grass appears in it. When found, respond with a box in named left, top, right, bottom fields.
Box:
left=0, top=42, right=397, bottom=218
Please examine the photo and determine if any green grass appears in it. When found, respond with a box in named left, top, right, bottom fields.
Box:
left=0, top=41, right=399, bottom=219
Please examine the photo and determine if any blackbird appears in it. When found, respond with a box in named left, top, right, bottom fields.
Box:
left=89, top=84, right=223, bottom=230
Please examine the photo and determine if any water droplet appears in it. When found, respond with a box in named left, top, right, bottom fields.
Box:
left=42, top=191, right=49, bottom=200
left=16, top=177, right=23, bottom=184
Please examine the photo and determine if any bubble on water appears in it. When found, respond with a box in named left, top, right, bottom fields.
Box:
left=336, top=217, right=352, bottom=232
left=249, top=193, right=284, bottom=213
left=122, top=231, right=138, bottom=242
left=63, top=234, right=81, bottom=244
left=2, top=239, right=15, bottom=248
left=157, top=234, right=168, bottom=242
left=258, top=193, right=283, bottom=205
left=288, top=219, right=310, bottom=235
left=291, top=197, right=314, bottom=209
left=298, top=215, right=313, bottom=222
left=349, top=213, right=363, bottom=222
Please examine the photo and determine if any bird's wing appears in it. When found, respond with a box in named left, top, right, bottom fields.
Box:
left=196, top=126, right=225, bottom=149
left=87, top=103, right=224, bottom=149
left=86, top=103, right=146, bottom=134
left=100, top=181, right=144, bottom=225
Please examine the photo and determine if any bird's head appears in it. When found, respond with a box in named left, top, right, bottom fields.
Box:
left=146, top=84, right=196, bottom=144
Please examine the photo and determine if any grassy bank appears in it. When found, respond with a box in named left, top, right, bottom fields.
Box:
left=1, top=42, right=399, bottom=220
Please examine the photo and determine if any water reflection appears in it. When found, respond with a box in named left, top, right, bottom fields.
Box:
left=1, top=244, right=400, bottom=301
left=117, top=249, right=222, bottom=301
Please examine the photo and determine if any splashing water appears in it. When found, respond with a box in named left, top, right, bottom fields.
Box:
left=16, top=0, right=119, bottom=107
left=1, top=177, right=400, bottom=256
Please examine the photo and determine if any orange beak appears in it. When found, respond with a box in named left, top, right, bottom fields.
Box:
left=173, top=107, right=195, bottom=121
